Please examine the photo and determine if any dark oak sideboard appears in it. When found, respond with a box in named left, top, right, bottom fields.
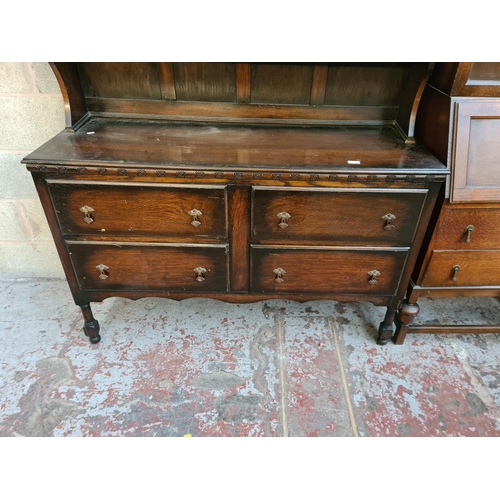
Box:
left=22, top=63, right=447, bottom=345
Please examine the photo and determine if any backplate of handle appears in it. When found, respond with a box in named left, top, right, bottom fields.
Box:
left=451, top=265, right=460, bottom=281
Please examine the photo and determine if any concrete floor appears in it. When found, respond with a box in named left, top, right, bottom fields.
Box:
left=1, top=278, right=500, bottom=437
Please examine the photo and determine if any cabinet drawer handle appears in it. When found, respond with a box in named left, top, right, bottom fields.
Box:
left=368, top=269, right=381, bottom=285
left=96, top=264, right=109, bottom=280
left=80, top=205, right=95, bottom=224
left=465, top=225, right=474, bottom=243
left=277, top=212, right=291, bottom=229
left=194, top=266, right=207, bottom=282
left=451, top=265, right=460, bottom=281
left=188, top=209, right=202, bottom=227
left=273, top=267, right=286, bottom=283
left=381, top=213, right=396, bottom=230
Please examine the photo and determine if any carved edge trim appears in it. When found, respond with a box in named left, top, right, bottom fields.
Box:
left=30, top=165, right=447, bottom=183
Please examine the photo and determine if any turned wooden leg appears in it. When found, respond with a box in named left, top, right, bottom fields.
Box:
left=80, top=303, right=101, bottom=344
left=377, top=307, right=396, bottom=345
left=393, top=301, right=420, bottom=345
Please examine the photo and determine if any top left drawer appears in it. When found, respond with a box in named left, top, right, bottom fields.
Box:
left=48, top=181, right=227, bottom=240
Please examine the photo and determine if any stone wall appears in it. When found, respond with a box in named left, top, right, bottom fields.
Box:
left=0, top=62, right=66, bottom=278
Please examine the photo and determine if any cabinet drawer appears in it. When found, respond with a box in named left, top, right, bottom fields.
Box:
left=422, top=250, right=500, bottom=287
left=68, top=243, right=228, bottom=291
left=252, top=188, right=427, bottom=246
left=49, top=182, right=227, bottom=240
left=434, top=205, right=500, bottom=250
left=251, top=247, right=408, bottom=294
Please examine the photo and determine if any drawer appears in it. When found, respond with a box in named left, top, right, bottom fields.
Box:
left=421, top=250, right=500, bottom=287
left=68, top=243, right=228, bottom=291
left=252, top=188, right=427, bottom=246
left=251, top=247, right=408, bottom=294
left=434, top=205, right=500, bottom=250
left=49, top=182, right=227, bottom=240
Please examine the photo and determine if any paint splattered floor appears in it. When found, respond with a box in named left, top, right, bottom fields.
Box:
left=1, top=278, right=500, bottom=437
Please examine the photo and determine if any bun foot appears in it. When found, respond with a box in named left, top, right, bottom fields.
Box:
left=89, top=333, right=101, bottom=344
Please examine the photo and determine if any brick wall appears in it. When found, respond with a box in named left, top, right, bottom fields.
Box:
left=0, top=62, right=66, bottom=278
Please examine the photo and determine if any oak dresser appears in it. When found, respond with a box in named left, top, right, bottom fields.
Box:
left=22, top=63, right=447, bottom=345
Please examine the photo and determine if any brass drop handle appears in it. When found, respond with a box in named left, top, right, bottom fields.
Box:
left=273, top=267, right=286, bottom=283
left=465, top=225, right=474, bottom=244
left=277, top=212, right=291, bottom=229
left=80, top=205, right=95, bottom=224
left=368, top=270, right=381, bottom=285
left=96, top=264, right=109, bottom=280
left=188, top=209, right=202, bottom=227
left=451, top=265, right=460, bottom=281
left=382, top=213, right=396, bottom=230
left=194, top=266, right=207, bottom=282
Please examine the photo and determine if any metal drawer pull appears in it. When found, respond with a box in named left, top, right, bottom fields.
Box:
left=96, top=264, right=109, bottom=280
left=368, top=270, right=381, bottom=285
left=80, top=205, right=95, bottom=224
left=465, top=225, right=474, bottom=244
left=277, top=212, right=291, bottom=229
left=273, top=267, right=286, bottom=283
left=451, top=265, right=460, bottom=281
left=382, top=213, right=396, bottom=230
left=194, top=267, right=207, bottom=282
left=188, top=209, right=202, bottom=227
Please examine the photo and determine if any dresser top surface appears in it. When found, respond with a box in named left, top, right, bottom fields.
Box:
left=23, top=118, right=446, bottom=173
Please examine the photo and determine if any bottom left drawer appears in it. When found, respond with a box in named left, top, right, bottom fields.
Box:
left=67, top=242, right=228, bottom=291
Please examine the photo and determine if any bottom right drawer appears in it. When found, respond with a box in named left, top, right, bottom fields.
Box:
left=421, top=250, right=500, bottom=287
left=251, top=247, right=408, bottom=294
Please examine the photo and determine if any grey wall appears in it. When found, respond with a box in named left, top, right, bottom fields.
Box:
left=0, top=62, right=66, bottom=278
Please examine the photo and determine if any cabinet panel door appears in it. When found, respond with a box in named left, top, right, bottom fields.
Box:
left=451, top=100, right=500, bottom=203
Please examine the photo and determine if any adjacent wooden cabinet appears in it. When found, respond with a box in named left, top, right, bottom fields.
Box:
left=22, top=63, right=447, bottom=345
left=394, top=62, right=500, bottom=343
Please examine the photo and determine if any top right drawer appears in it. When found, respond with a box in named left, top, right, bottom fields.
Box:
left=252, top=188, right=427, bottom=247
left=434, top=204, right=500, bottom=250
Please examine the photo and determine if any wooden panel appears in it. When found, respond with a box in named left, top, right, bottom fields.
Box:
left=228, top=186, right=250, bottom=291
left=252, top=188, right=427, bottom=246
left=86, top=97, right=398, bottom=125
left=49, top=182, right=227, bottom=239
left=324, top=64, right=407, bottom=106
left=68, top=243, right=228, bottom=291
left=173, top=63, right=236, bottom=102
left=468, top=63, right=500, bottom=84
left=157, top=63, right=176, bottom=100
left=434, top=204, right=500, bottom=250
left=236, top=63, right=251, bottom=103
left=422, top=250, right=500, bottom=287
left=451, top=100, right=500, bottom=203
left=49, top=63, right=88, bottom=129
left=251, top=247, right=408, bottom=294
left=310, top=64, right=329, bottom=106
left=414, top=86, right=451, bottom=165
left=427, top=62, right=460, bottom=95
left=250, top=63, right=314, bottom=104
left=77, top=63, right=162, bottom=100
